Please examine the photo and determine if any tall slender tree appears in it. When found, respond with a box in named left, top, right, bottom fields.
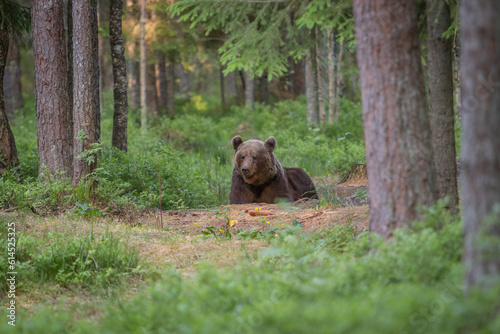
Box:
left=73, top=0, right=99, bottom=184
left=427, top=0, right=459, bottom=214
left=4, top=38, right=23, bottom=120
left=461, top=0, right=500, bottom=290
left=32, top=0, right=73, bottom=178
left=139, top=0, right=147, bottom=133
left=110, top=0, right=128, bottom=152
left=353, top=0, right=437, bottom=238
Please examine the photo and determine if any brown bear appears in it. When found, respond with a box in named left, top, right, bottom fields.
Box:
left=229, top=135, right=317, bottom=204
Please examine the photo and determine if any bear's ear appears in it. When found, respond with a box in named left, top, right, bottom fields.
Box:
left=264, top=136, right=277, bottom=152
left=232, top=136, right=244, bottom=151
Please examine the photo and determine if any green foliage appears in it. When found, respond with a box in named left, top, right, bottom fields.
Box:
left=6, top=203, right=499, bottom=333
left=0, top=222, right=141, bottom=291
left=0, top=0, right=30, bottom=37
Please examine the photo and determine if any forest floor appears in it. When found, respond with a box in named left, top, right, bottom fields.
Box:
left=2, top=169, right=369, bottom=313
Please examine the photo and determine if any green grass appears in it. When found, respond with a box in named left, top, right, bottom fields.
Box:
left=3, top=92, right=365, bottom=211
left=2, top=202, right=499, bottom=333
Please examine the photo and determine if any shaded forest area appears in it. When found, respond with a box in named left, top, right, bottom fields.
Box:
left=1, top=0, right=500, bottom=332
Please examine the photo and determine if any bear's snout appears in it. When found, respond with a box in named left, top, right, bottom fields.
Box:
left=241, top=166, right=250, bottom=174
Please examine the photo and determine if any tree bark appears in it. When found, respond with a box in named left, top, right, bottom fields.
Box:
left=353, top=0, right=437, bottom=238
left=328, top=28, right=336, bottom=123
left=73, top=0, right=99, bottom=185
left=166, top=58, right=175, bottom=117
left=92, top=1, right=100, bottom=144
left=32, top=0, right=73, bottom=178
left=461, top=0, right=500, bottom=290
left=110, top=0, right=128, bottom=152
left=316, top=26, right=325, bottom=126
left=244, top=70, right=254, bottom=109
left=220, top=62, right=225, bottom=108
left=4, top=38, right=23, bottom=120
left=156, top=50, right=168, bottom=112
left=335, top=39, right=344, bottom=120
left=139, top=0, right=147, bottom=133
left=146, top=62, right=158, bottom=115
left=426, top=0, right=459, bottom=213
left=0, top=27, right=18, bottom=174
left=305, top=54, right=318, bottom=125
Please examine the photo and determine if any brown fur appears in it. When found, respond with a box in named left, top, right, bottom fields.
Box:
left=229, top=136, right=317, bottom=204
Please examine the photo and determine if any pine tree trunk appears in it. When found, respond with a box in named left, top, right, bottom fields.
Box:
left=426, top=0, right=459, bottom=213
left=220, top=63, right=225, bottom=108
left=259, top=73, right=269, bottom=105
left=305, top=54, right=318, bottom=125
left=139, top=0, right=147, bottom=133
left=0, top=27, right=18, bottom=174
left=335, top=39, right=344, bottom=119
left=316, top=26, right=325, bottom=126
left=146, top=62, right=158, bottom=116
left=92, top=2, right=100, bottom=144
left=4, top=39, right=23, bottom=120
left=328, top=28, right=336, bottom=124
left=157, top=51, right=168, bottom=112
left=461, top=0, right=500, bottom=290
left=353, top=0, right=437, bottom=238
left=73, top=0, right=99, bottom=185
left=110, top=0, right=128, bottom=152
left=244, top=71, right=254, bottom=109
left=166, top=58, right=175, bottom=117
left=32, top=0, right=73, bottom=178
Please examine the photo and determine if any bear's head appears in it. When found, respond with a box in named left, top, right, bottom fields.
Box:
left=231, top=135, right=278, bottom=186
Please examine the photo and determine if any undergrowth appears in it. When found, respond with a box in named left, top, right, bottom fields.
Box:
left=3, top=203, right=499, bottom=333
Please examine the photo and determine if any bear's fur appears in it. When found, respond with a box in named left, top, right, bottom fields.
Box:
left=229, top=135, right=317, bottom=204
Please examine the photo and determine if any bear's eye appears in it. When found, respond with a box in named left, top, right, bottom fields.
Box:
left=240, top=156, right=245, bottom=160
left=252, top=156, right=257, bottom=161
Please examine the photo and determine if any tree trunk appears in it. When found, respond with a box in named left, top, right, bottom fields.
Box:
left=73, top=0, right=99, bottom=185
left=305, top=54, right=318, bottom=125
left=244, top=71, right=254, bottom=109
left=259, top=73, right=269, bottom=105
left=156, top=51, right=168, bottom=112
left=426, top=0, right=459, bottom=213
left=220, top=62, right=225, bottom=108
left=335, top=39, right=344, bottom=119
left=316, top=26, right=325, bottom=126
left=225, top=70, right=237, bottom=97
left=139, top=0, right=147, bottom=133
left=64, top=0, right=73, bottom=122
left=4, top=38, right=23, bottom=120
left=110, top=0, right=128, bottom=152
left=166, top=58, right=175, bottom=117
left=127, top=48, right=140, bottom=109
left=0, top=27, right=18, bottom=174
left=92, top=2, right=100, bottom=144
left=353, top=0, right=437, bottom=238
left=328, top=28, right=336, bottom=123
left=293, top=59, right=305, bottom=96
left=146, top=62, right=158, bottom=116
left=32, top=0, right=73, bottom=178
left=461, top=0, right=500, bottom=291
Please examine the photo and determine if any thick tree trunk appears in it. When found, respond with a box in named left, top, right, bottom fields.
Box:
left=4, top=39, right=23, bottom=120
left=461, top=0, right=500, bottom=290
left=328, top=28, right=336, bottom=123
left=64, top=0, right=73, bottom=121
left=166, top=58, right=175, bottom=117
left=32, top=0, right=73, bottom=178
left=92, top=2, right=100, bottom=144
left=244, top=71, right=254, bottom=109
left=0, top=28, right=18, bottom=174
left=316, top=26, right=325, bottom=126
left=305, top=55, right=318, bottom=125
left=353, top=0, right=437, bottom=238
left=73, top=0, right=99, bottom=185
left=427, top=0, right=459, bottom=213
left=110, top=0, right=128, bottom=152
left=146, top=62, right=158, bottom=115
left=139, top=0, right=147, bottom=133
left=156, top=51, right=168, bottom=112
